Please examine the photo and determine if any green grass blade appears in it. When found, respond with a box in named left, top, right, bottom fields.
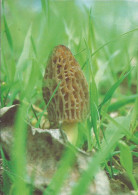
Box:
left=3, top=15, right=13, bottom=52
left=14, top=25, right=32, bottom=81
left=12, top=104, right=29, bottom=195
left=41, top=0, right=47, bottom=16
left=108, top=94, right=138, bottom=112
left=82, top=28, right=138, bottom=70
left=119, top=141, right=133, bottom=174
left=36, top=81, right=61, bottom=128
left=2, top=0, right=13, bottom=52
left=99, top=67, right=134, bottom=111
left=131, top=63, right=138, bottom=132
left=71, top=121, right=124, bottom=195
left=30, top=36, right=38, bottom=57
left=3, top=12, right=13, bottom=53
left=119, top=141, right=138, bottom=190
left=41, top=0, right=49, bottom=24
left=103, top=111, right=138, bottom=145
left=90, top=80, right=100, bottom=149
left=91, top=28, right=138, bottom=58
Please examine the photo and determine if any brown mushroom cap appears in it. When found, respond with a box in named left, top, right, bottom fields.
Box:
left=42, top=45, right=89, bottom=125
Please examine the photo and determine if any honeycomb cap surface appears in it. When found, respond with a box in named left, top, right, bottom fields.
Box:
left=43, top=45, right=89, bottom=124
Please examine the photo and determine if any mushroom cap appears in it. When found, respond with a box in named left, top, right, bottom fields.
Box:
left=42, top=45, right=89, bottom=125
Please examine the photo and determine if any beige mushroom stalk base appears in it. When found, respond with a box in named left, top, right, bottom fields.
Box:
left=62, top=122, right=78, bottom=145
left=43, top=45, right=89, bottom=144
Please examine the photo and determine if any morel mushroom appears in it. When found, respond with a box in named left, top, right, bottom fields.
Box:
left=42, top=45, right=89, bottom=144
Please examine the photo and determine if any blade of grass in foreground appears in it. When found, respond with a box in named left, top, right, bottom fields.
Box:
left=11, top=104, right=29, bottom=195
left=11, top=52, right=40, bottom=194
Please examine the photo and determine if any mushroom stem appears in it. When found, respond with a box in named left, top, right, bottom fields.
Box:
left=62, top=122, right=78, bottom=145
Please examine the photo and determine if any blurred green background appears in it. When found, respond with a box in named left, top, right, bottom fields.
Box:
left=1, top=0, right=138, bottom=107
